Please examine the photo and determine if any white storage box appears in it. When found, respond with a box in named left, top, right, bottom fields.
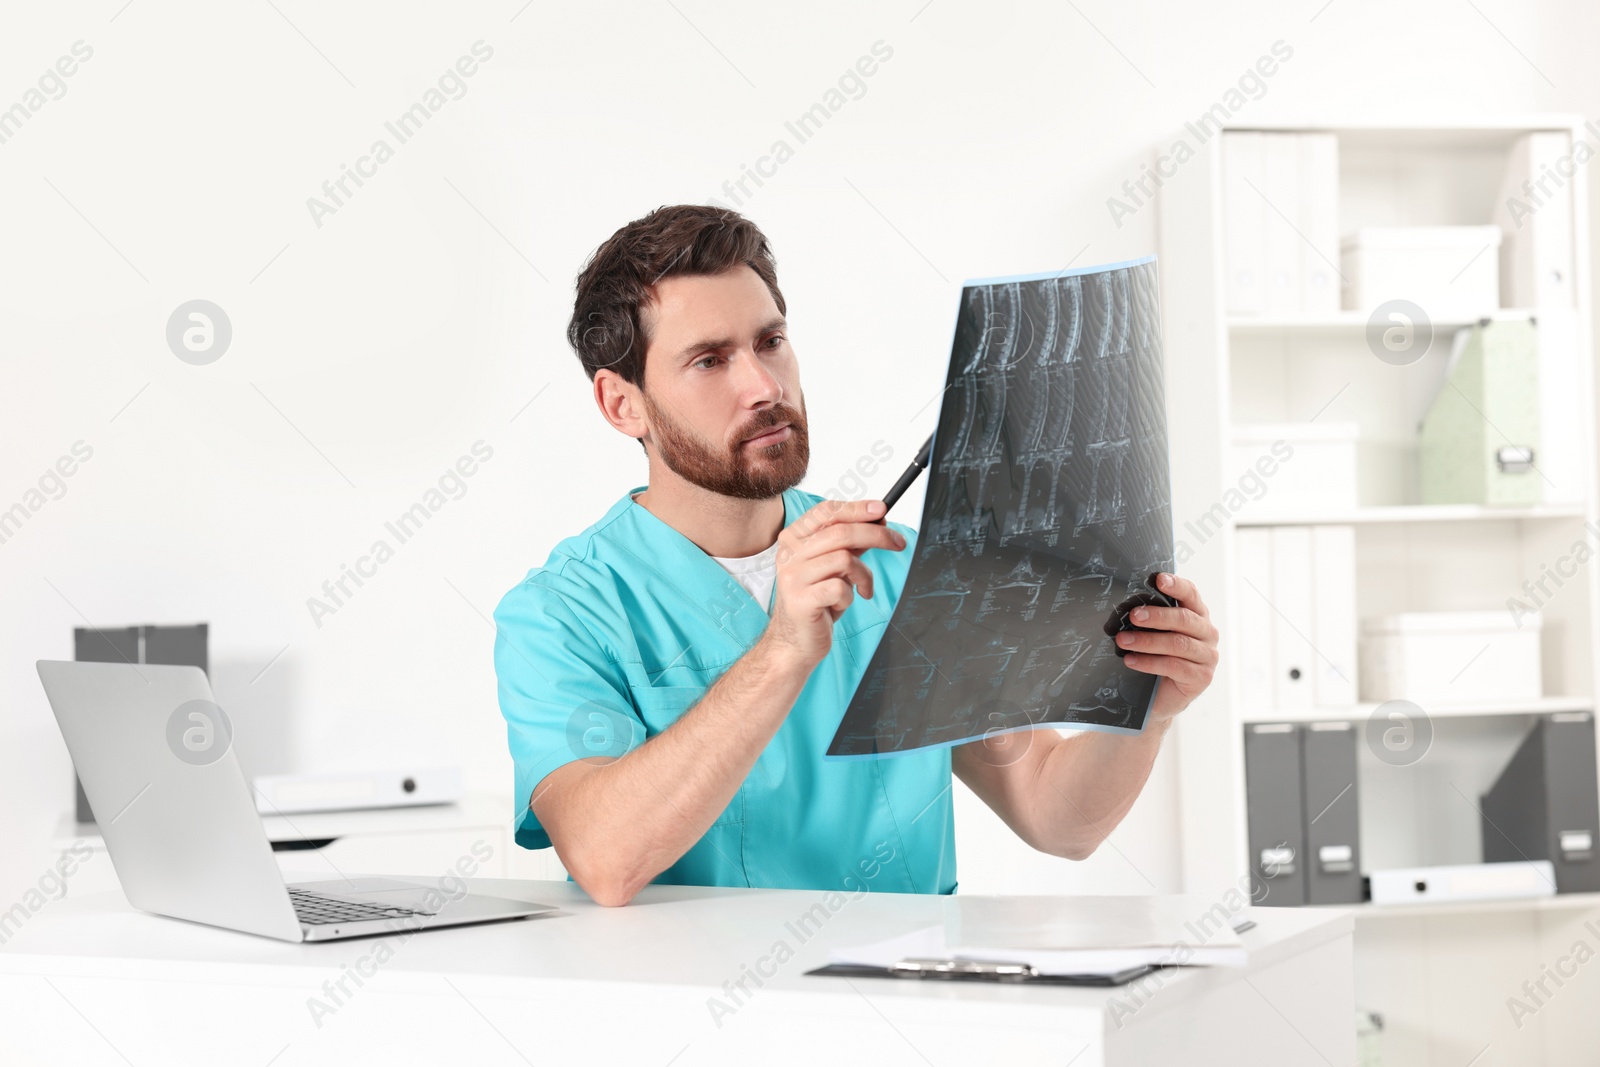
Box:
left=1359, top=611, right=1542, bottom=705
left=1341, top=226, right=1502, bottom=319
left=1229, top=422, right=1358, bottom=519
left=1369, top=860, right=1555, bottom=905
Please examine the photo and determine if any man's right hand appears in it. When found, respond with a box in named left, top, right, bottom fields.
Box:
left=762, top=498, right=907, bottom=669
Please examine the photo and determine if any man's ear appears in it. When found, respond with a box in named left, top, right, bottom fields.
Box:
left=594, top=368, right=647, bottom=446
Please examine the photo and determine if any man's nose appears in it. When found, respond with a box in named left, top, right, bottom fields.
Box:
left=734, top=347, right=783, bottom=405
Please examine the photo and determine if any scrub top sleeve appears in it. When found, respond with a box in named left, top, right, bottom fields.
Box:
left=493, top=578, right=646, bottom=850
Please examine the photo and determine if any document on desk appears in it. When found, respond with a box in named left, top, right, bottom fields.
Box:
left=827, top=256, right=1174, bottom=759
left=830, top=895, right=1248, bottom=977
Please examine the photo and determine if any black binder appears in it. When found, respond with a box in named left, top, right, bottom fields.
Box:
left=1301, top=721, right=1363, bottom=905
left=1244, top=723, right=1306, bottom=907
left=1481, top=712, right=1600, bottom=894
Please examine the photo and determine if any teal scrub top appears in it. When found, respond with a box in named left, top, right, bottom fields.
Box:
left=493, top=485, right=958, bottom=896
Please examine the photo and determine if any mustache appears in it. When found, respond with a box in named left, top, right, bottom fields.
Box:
left=737, top=407, right=804, bottom=445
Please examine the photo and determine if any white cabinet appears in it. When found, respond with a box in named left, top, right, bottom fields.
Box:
left=51, top=792, right=528, bottom=899
left=1163, top=116, right=1600, bottom=1067
left=273, top=828, right=510, bottom=884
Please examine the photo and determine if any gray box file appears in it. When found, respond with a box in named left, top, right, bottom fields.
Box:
left=71, top=624, right=209, bottom=823
left=1419, top=317, right=1541, bottom=507
left=142, top=623, right=209, bottom=676
left=1244, top=723, right=1307, bottom=907
left=1300, top=721, right=1363, bottom=904
left=1481, top=711, right=1600, bottom=894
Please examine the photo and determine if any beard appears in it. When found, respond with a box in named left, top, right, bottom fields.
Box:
left=640, top=389, right=810, bottom=501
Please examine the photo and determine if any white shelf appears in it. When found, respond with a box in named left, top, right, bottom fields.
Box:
left=1239, top=696, right=1593, bottom=725
left=51, top=791, right=511, bottom=851
left=1227, top=310, right=1504, bottom=335
left=1229, top=116, right=1583, bottom=143
left=1306, top=890, right=1600, bottom=920
left=1234, top=503, right=1590, bottom=527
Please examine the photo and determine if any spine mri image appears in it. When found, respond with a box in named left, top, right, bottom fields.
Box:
left=827, top=256, right=1174, bottom=759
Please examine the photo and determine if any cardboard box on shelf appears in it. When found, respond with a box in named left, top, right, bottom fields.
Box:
left=1341, top=225, right=1501, bottom=320
left=1360, top=610, right=1542, bottom=705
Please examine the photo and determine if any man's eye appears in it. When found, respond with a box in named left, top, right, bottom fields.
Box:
left=696, top=355, right=720, bottom=369
left=765, top=335, right=785, bottom=348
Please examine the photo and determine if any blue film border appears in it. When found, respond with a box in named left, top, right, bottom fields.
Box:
left=961, top=254, right=1157, bottom=289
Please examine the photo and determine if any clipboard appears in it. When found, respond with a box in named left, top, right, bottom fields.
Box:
left=805, top=957, right=1163, bottom=987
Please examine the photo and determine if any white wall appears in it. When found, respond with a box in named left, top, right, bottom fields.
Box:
left=4, top=0, right=1599, bottom=904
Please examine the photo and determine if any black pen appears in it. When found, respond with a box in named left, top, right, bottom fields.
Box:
left=874, top=432, right=934, bottom=525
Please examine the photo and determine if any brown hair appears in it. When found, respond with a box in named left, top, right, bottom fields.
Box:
left=567, top=204, right=786, bottom=392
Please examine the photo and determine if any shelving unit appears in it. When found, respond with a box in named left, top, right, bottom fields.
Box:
left=1227, top=310, right=1524, bottom=335
left=1239, top=695, right=1594, bottom=725
left=1310, top=889, right=1600, bottom=921
left=1235, top=503, right=1589, bottom=526
left=1159, top=116, right=1600, bottom=1066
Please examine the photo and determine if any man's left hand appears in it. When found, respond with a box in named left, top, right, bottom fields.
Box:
left=1114, top=572, right=1219, bottom=724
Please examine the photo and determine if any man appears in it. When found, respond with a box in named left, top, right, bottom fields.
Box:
left=494, top=205, right=1218, bottom=907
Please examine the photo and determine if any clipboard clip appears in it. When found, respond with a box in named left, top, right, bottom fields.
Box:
left=890, top=957, right=1039, bottom=982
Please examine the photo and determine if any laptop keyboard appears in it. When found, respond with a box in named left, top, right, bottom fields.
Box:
left=289, top=888, right=433, bottom=926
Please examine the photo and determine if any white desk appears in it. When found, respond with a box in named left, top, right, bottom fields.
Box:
left=47, top=793, right=569, bottom=896
left=0, top=881, right=1354, bottom=1066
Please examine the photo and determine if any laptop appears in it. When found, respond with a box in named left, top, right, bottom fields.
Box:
left=36, top=660, right=555, bottom=942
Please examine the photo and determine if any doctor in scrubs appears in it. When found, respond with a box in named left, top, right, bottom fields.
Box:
left=494, top=205, right=1219, bottom=907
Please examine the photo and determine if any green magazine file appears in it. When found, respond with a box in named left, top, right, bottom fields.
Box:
left=1419, top=317, right=1541, bottom=506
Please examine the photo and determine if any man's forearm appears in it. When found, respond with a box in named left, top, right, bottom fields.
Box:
left=544, top=635, right=814, bottom=904
left=1030, top=716, right=1175, bottom=859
